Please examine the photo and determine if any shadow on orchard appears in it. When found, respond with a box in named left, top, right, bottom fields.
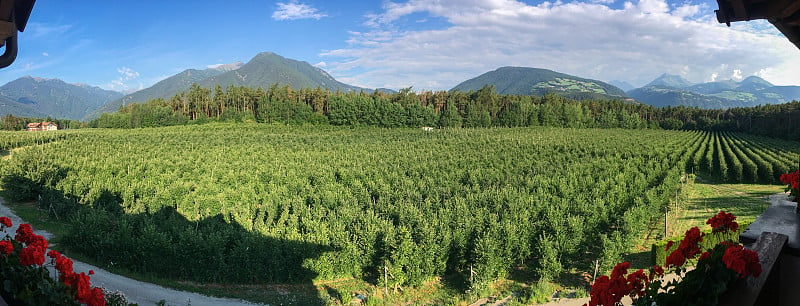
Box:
left=1, top=168, right=334, bottom=305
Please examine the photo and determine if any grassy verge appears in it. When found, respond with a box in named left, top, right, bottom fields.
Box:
left=623, top=175, right=777, bottom=270
left=668, top=176, right=775, bottom=234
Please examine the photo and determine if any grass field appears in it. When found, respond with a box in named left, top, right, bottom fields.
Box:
left=623, top=175, right=778, bottom=271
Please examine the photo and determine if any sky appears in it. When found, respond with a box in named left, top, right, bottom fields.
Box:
left=0, top=0, right=798, bottom=93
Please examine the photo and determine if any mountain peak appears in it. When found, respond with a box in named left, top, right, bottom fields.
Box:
left=646, top=73, right=693, bottom=88
left=451, top=66, right=627, bottom=99
left=19, top=76, right=60, bottom=83
left=739, top=75, right=772, bottom=86
left=736, top=75, right=773, bottom=92
left=89, top=51, right=371, bottom=119
left=608, top=80, right=635, bottom=92
left=255, top=51, right=278, bottom=57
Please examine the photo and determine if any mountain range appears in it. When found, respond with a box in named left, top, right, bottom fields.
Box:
left=89, top=52, right=384, bottom=119
left=626, top=73, right=800, bottom=109
left=2, top=51, right=800, bottom=121
left=0, top=77, right=122, bottom=120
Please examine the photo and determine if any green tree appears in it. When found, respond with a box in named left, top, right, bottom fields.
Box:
left=438, top=100, right=462, bottom=128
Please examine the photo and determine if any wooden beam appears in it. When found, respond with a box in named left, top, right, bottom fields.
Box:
left=781, top=0, right=800, bottom=17
left=731, top=0, right=749, bottom=19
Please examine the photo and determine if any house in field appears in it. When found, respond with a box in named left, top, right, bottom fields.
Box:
left=26, top=122, right=41, bottom=131
left=26, top=122, right=57, bottom=131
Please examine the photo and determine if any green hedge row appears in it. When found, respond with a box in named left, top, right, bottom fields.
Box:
left=651, top=220, right=753, bottom=267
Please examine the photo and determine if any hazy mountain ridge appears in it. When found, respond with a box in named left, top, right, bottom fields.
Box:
left=645, top=73, right=694, bottom=88
left=628, top=74, right=800, bottom=109
left=0, top=76, right=123, bottom=120
left=451, top=66, right=628, bottom=100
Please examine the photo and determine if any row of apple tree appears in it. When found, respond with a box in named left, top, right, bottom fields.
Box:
left=0, top=125, right=794, bottom=290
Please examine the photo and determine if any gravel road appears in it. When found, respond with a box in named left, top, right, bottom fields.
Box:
left=0, top=198, right=264, bottom=306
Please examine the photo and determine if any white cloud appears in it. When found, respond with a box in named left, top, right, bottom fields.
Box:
left=117, top=67, right=140, bottom=80
left=322, top=0, right=800, bottom=90
left=314, top=61, right=327, bottom=68
left=108, top=67, right=142, bottom=92
left=25, top=23, right=72, bottom=39
left=731, top=68, right=743, bottom=81
left=41, top=52, right=49, bottom=57
left=206, top=62, right=243, bottom=71
left=272, top=2, right=327, bottom=21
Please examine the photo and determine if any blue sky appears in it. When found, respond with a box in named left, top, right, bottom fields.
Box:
left=1, top=0, right=797, bottom=92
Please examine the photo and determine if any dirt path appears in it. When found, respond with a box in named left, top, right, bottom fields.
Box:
left=0, top=198, right=263, bottom=306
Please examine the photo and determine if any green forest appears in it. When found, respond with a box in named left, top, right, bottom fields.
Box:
left=0, top=125, right=798, bottom=302
left=58, top=84, right=800, bottom=142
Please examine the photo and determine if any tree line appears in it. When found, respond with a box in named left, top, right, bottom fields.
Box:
left=0, top=114, right=86, bottom=131
left=78, top=83, right=799, bottom=141
left=1, top=83, right=797, bottom=141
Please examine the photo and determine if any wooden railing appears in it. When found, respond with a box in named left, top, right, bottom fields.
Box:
left=719, top=232, right=787, bottom=305
left=719, top=196, right=800, bottom=306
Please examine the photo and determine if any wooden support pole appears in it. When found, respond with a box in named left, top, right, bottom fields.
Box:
left=665, top=206, right=668, bottom=238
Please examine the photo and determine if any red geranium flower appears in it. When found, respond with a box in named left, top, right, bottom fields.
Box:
left=781, top=171, right=800, bottom=190
left=626, top=269, right=649, bottom=297
left=706, top=211, right=738, bottom=233
left=649, top=265, right=664, bottom=280
left=14, top=224, right=35, bottom=244
left=610, top=262, right=630, bottom=279
left=87, top=287, right=106, bottom=306
left=587, top=275, right=611, bottom=306
left=0, top=217, right=12, bottom=228
left=678, top=227, right=703, bottom=259
left=19, top=245, right=46, bottom=266
left=0, top=240, right=13, bottom=255
left=74, top=272, right=92, bottom=303
left=722, top=245, right=762, bottom=278
left=29, top=234, right=48, bottom=250
left=56, top=256, right=74, bottom=276
left=47, top=249, right=61, bottom=259
left=665, top=250, right=686, bottom=268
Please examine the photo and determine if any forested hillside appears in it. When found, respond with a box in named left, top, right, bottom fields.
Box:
left=451, top=66, right=627, bottom=100
left=84, top=83, right=800, bottom=142
left=0, top=77, right=123, bottom=120
left=89, top=52, right=384, bottom=119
